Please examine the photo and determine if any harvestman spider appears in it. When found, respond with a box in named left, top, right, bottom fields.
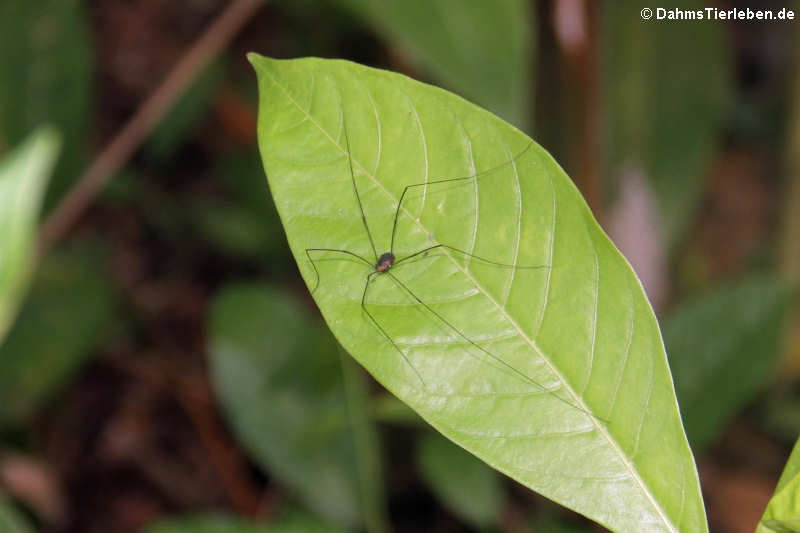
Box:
left=303, top=121, right=591, bottom=417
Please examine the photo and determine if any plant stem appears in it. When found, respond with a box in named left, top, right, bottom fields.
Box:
left=38, top=0, right=265, bottom=255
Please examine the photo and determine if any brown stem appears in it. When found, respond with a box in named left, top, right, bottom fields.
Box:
left=779, top=42, right=800, bottom=375
left=175, top=378, right=264, bottom=516
left=38, top=0, right=265, bottom=255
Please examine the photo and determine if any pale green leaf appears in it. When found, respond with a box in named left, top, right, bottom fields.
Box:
left=251, top=55, right=705, bottom=532
left=416, top=433, right=503, bottom=527
left=664, top=276, right=793, bottom=452
left=333, top=0, right=533, bottom=128
left=0, top=127, right=60, bottom=343
left=209, top=284, right=385, bottom=530
left=757, top=438, right=800, bottom=533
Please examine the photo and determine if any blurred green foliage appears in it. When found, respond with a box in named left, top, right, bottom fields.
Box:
left=0, top=497, right=34, bottom=533
left=416, top=434, right=502, bottom=528
left=146, top=62, right=225, bottom=163
left=603, top=0, right=731, bottom=245
left=0, top=243, right=116, bottom=426
left=0, top=0, right=90, bottom=207
left=189, top=150, right=286, bottom=264
left=664, top=276, right=794, bottom=452
left=209, top=284, right=385, bottom=530
left=333, top=0, right=534, bottom=128
left=145, top=511, right=344, bottom=533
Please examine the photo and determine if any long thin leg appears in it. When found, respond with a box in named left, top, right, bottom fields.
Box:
left=390, top=142, right=534, bottom=254
left=385, top=271, right=597, bottom=419
left=361, top=271, right=427, bottom=390
left=395, top=243, right=550, bottom=270
left=305, top=248, right=373, bottom=294
left=342, top=116, right=378, bottom=263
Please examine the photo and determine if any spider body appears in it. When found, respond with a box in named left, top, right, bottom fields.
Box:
left=376, top=252, right=395, bottom=273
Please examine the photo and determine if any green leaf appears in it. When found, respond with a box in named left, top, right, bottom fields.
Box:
left=145, top=511, right=344, bottom=533
left=0, top=0, right=90, bottom=207
left=757, top=438, right=800, bottom=533
left=603, top=0, right=731, bottom=244
left=0, top=127, right=60, bottom=343
left=416, top=433, right=503, bottom=528
left=0, top=498, right=35, bottom=533
left=0, top=243, right=116, bottom=425
left=333, top=0, right=534, bottom=128
left=209, top=284, right=386, bottom=530
left=251, top=55, right=706, bottom=532
left=664, top=276, right=793, bottom=452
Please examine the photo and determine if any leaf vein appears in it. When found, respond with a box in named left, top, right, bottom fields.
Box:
left=262, top=65, right=677, bottom=531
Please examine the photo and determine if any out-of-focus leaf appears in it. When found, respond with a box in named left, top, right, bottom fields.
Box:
left=145, top=511, right=343, bottom=533
left=252, top=55, right=706, bottom=532
left=146, top=62, right=224, bottom=162
left=369, top=393, right=422, bottom=425
left=603, top=0, right=731, bottom=244
left=757, top=438, right=800, bottom=533
left=416, top=434, right=503, bottom=528
left=189, top=150, right=285, bottom=262
left=765, top=387, right=800, bottom=442
left=0, top=0, right=90, bottom=207
left=664, top=276, right=793, bottom=452
left=209, top=284, right=385, bottom=529
left=333, top=0, right=534, bottom=128
left=0, top=244, right=116, bottom=425
left=0, top=128, right=60, bottom=343
left=0, top=498, right=34, bottom=533
left=190, top=201, right=276, bottom=258
left=528, top=517, right=593, bottom=533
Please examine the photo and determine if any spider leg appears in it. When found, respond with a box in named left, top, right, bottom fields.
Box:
left=305, top=248, right=373, bottom=294
left=395, top=243, right=550, bottom=270
left=389, top=142, right=534, bottom=255
left=385, top=271, right=599, bottom=421
left=341, top=116, right=379, bottom=263
left=361, top=271, right=427, bottom=390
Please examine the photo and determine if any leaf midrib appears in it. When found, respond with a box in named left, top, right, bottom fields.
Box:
left=260, top=61, right=677, bottom=532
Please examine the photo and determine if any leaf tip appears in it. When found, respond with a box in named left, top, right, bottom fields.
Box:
left=246, top=52, right=267, bottom=70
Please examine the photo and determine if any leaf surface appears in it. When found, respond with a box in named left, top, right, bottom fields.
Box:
left=251, top=55, right=705, bottom=532
left=757, top=438, right=800, bottom=533
left=0, top=128, right=59, bottom=343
